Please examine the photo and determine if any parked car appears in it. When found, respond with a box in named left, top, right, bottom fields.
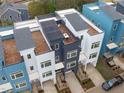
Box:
left=102, top=76, right=124, bottom=91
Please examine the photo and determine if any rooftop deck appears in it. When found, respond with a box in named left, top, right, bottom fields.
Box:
left=59, top=24, right=76, bottom=45
left=87, top=26, right=99, bottom=36
left=32, top=31, right=50, bottom=55
left=3, top=39, right=22, bottom=66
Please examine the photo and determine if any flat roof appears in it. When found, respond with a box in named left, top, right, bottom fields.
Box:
left=65, top=13, right=88, bottom=31
left=59, top=24, right=76, bottom=45
left=32, top=31, right=50, bottom=55
left=101, top=5, right=124, bottom=20
left=14, top=27, right=35, bottom=51
left=87, top=26, right=99, bottom=36
left=40, top=20, right=64, bottom=42
left=3, top=39, right=22, bottom=66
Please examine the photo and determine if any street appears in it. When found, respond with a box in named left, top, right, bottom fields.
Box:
left=87, top=83, right=124, bottom=93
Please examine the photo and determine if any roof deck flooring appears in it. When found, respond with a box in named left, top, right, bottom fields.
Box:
left=32, top=31, right=50, bottom=55
left=87, top=26, right=100, bottom=36
left=59, top=24, right=76, bottom=45
left=3, top=39, right=21, bottom=66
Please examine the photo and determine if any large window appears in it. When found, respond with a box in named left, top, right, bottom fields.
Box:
left=89, top=52, right=97, bottom=59
left=91, top=41, right=100, bottom=49
left=10, top=71, right=23, bottom=80
left=41, top=60, right=51, bottom=68
left=67, top=50, right=77, bottom=59
left=15, top=81, right=27, bottom=89
left=67, top=60, right=76, bottom=69
left=42, top=71, right=52, bottom=78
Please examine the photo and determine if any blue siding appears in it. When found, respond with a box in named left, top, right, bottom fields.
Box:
left=4, top=62, right=31, bottom=93
left=83, top=2, right=124, bottom=55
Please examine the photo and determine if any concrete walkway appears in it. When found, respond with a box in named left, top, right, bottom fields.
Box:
left=43, top=80, right=57, bottom=93
left=114, top=57, right=124, bottom=70
left=86, top=65, right=105, bottom=87
left=65, top=71, right=85, bottom=93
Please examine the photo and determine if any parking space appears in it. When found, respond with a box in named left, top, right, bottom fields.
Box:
left=86, top=65, right=105, bottom=87
left=43, top=80, right=57, bottom=93
left=65, top=71, right=85, bottom=93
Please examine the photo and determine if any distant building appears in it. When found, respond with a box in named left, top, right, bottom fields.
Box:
left=83, top=2, right=124, bottom=55
left=116, top=0, right=124, bottom=15
left=0, top=2, right=29, bottom=23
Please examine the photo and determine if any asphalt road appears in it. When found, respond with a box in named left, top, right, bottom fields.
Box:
left=87, top=83, right=124, bottom=93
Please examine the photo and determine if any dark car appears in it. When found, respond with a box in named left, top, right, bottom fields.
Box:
left=102, top=76, right=124, bottom=91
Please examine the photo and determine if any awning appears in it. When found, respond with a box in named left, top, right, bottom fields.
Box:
left=106, top=43, right=118, bottom=50
left=0, top=83, right=12, bottom=92
left=55, top=62, right=64, bottom=70
left=29, top=72, right=39, bottom=81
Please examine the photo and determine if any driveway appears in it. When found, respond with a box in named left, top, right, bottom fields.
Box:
left=43, top=80, right=57, bottom=93
left=87, top=83, right=124, bottom=93
left=65, top=71, right=85, bottom=93
left=114, top=57, right=124, bottom=70
left=86, top=65, right=105, bottom=87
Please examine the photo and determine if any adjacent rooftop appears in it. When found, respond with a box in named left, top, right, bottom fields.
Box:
left=58, top=24, right=76, bottom=45
left=14, top=27, right=35, bottom=51
left=32, top=31, right=50, bottom=55
left=3, top=39, right=22, bottom=66
left=65, top=13, right=88, bottom=31
left=100, top=5, right=124, bottom=20
left=40, top=20, right=64, bottom=42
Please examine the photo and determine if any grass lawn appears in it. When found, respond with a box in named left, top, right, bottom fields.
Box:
left=96, top=57, right=115, bottom=80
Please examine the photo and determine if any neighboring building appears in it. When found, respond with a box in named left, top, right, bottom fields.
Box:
left=0, top=32, right=32, bottom=93
left=0, top=2, right=29, bottom=23
left=55, top=9, right=104, bottom=70
left=83, top=2, right=124, bottom=55
left=116, top=0, right=124, bottom=15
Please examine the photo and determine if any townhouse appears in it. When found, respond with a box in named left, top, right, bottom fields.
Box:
left=0, top=30, right=32, bottom=93
left=0, top=9, right=104, bottom=92
left=55, top=9, right=104, bottom=70
left=83, top=1, right=124, bottom=55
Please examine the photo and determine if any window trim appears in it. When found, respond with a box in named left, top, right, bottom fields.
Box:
left=66, top=60, right=76, bottom=69
left=54, top=43, right=59, bottom=50
left=67, top=50, right=78, bottom=59
left=91, top=41, right=100, bottom=49
left=10, top=71, right=24, bottom=80
left=89, top=52, right=97, bottom=59
left=41, top=60, right=51, bottom=68
left=15, top=81, right=27, bottom=89
left=42, top=71, right=52, bottom=78
left=55, top=56, right=60, bottom=62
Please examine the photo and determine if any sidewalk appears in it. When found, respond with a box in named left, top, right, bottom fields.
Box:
left=65, top=71, right=85, bottom=93
left=86, top=65, right=105, bottom=87
left=43, top=80, right=57, bottom=93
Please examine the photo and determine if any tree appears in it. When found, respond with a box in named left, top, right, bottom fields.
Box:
left=28, top=1, right=45, bottom=18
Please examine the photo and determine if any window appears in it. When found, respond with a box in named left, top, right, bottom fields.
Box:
left=55, top=56, right=59, bottom=62
left=54, top=43, right=59, bottom=50
left=81, top=35, right=83, bottom=41
left=30, top=66, right=34, bottom=71
left=113, top=24, right=118, bottom=31
left=67, top=61, right=76, bottom=69
left=42, top=71, right=52, bottom=78
left=41, top=60, right=51, bottom=68
left=91, top=41, right=100, bottom=49
left=11, top=71, right=23, bottom=80
left=27, top=54, right=31, bottom=59
left=67, top=50, right=77, bottom=59
left=15, top=81, right=26, bottom=89
left=0, top=76, right=6, bottom=81
left=89, top=52, right=97, bottom=59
